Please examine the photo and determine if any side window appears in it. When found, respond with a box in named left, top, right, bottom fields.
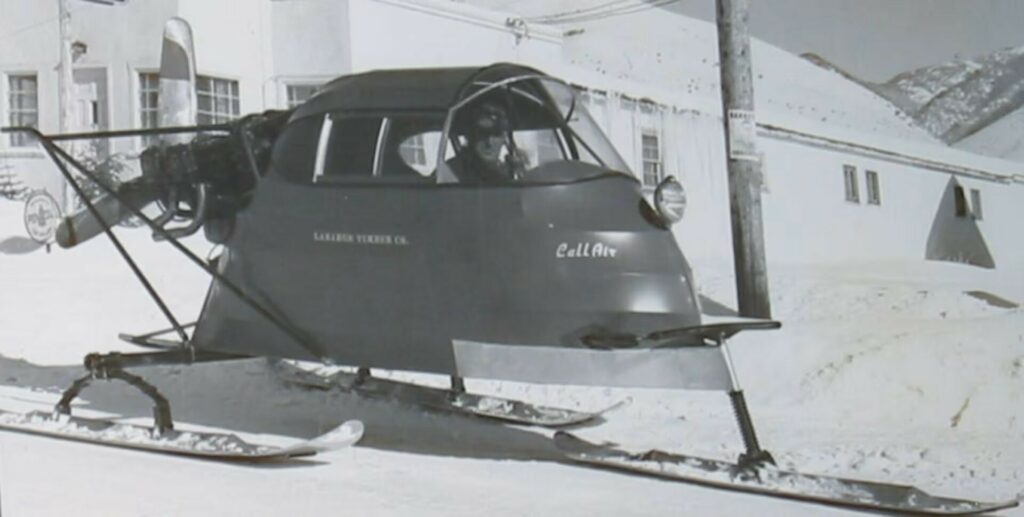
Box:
left=272, top=115, right=320, bottom=182
left=865, top=170, right=881, bottom=205
left=843, top=164, right=859, bottom=203
left=274, top=112, right=445, bottom=184
left=7, top=74, right=39, bottom=147
left=317, top=115, right=382, bottom=181
left=641, top=130, right=662, bottom=187
left=970, top=188, right=983, bottom=220
left=398, top=130, right=449, bottom=177
left=953, top=185, right=968, bottom=217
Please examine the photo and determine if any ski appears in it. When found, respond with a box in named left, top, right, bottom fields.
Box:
left=273, top=363, right=620, bottom=428
left=0, top=409, right=363, bottom=462
left=554, top=432, right=1019, bottom=516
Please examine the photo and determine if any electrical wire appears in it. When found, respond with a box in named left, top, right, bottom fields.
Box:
left=525, top=0, right=681, bottom=24
left=525, top=0, right=636, bottom=22
left=0, top=4, right=87, bottom=43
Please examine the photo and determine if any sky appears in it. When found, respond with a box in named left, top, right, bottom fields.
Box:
left=664, top=0, right=1024, bottom=82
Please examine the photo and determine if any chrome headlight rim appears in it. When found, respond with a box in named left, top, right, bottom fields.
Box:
left=654, top=175, right=686, bottom=225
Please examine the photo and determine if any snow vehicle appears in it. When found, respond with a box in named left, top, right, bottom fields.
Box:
left=1, top=18, right=1017, bottom=514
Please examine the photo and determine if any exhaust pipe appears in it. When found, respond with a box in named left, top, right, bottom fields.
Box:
left=55, top=178, right=160, bottom=248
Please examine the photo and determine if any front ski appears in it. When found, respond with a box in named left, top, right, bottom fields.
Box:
left=274, top=363, right=619, bottom=428
left=0, top=409, right=363, bottom=462
left=554, top=432, right=1019, bottom=515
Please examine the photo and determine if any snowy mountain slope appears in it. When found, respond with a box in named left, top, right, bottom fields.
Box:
left=0, top=199, right=1022, bottom=516
left=872, top=46, right=1024, bottom=146
left=957, top=101, right=1024, bottom=162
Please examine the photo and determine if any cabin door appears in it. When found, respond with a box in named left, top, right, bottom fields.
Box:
left=225, top=177, right=452, bottom=372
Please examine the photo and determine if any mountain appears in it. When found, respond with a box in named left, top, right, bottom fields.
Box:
left=871, top=46, right=1024, bottom=146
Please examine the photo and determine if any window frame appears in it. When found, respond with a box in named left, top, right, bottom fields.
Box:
left=196, top=75, right=240, bottom=125
left=843, top=164, right=860, bottom=203
left=285, top=83, right=320, bottom=109
left=304, top=111, right=445, bottom=186
left=970, top=188, right=983, bottom=221
left=399, top=133, right=427, bottom=168
left=6, top=73, right=39, bottom=148
left=137, top=71, right=161, bottom=147
left=640, top=129, right=662, bottom=188
left=865, top=169, right=881, bottom=205
left=954, top=185, right=969, bottom=218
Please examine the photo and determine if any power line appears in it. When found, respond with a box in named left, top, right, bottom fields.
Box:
left=0, top=15, right=62, bottom=42
left=525, top=0, right=635, bottom=22
left=526, top=0, right=681, bottom=24
left=561, top=0, right=681, bottom=23
left=0, top=3, right=87, bottom=43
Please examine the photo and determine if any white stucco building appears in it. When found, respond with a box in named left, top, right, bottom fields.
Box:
left=2, top=0, right=1022, bottom=273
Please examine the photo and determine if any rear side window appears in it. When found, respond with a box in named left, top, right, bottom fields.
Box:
left=271, top=111, right=446, bottom=184
left=271, top=115, right=320, bottom=182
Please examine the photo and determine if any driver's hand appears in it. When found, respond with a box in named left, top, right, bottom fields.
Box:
left=505, top=148, right=530, bottom=178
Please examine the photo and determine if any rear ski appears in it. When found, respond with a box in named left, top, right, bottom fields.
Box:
left=0, top=409, right=363, bottom=462
left=271, top=361, right=621, bottom=428
left=554, top=432, right=1019, bottom=516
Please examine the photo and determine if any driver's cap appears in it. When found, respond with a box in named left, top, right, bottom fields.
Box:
left=472, top=103, right=509, bottom=135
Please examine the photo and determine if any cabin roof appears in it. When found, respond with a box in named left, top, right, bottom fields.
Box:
left=291, top=63, right=544, bottom=119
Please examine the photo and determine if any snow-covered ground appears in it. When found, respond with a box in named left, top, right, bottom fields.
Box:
left=0, top=199, right=1021, bottom=516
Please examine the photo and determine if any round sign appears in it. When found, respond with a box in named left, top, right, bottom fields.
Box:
left=23, top=190, right=62, bottom=244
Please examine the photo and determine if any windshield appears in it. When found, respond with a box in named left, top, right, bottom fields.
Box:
left=437, top=76, right=631, bottom=184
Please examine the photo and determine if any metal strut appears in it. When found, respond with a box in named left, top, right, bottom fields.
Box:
left=55, top=354, right=174, bottom=435
left=53, top=349, right=244, bottom=436
left=5, top=127, right=328, bottom=362
left=715, top=331, right=775, bottom=469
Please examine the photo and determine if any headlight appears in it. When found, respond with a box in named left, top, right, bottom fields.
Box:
left=654, top=176, right=686, bottom=225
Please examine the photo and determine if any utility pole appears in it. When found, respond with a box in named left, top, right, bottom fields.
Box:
left=57, top=0, right=74, bottom=213
left=715, top=0, right=772, bottom=319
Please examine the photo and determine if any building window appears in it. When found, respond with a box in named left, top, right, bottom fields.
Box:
left=286, top=84, right=319, bottom=108
left=7, top=74, right=38, bottom=147
left=843, top=164, right=859, bottom=203
left=641, top=131, right=662, bottom=187
left=138, top=72, right=160, bottom=146
left=865, top=170, right=881, bottom=205
left=970, top=188, right=983, bottom=220
left=953, top=185, right=968, bottom=217
left=196, top=75, right=239, bottom=124
left=399, top=133, right=426, bottom=167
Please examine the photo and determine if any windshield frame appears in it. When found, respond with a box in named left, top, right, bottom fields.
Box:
left=435, top=74, right=630, bottom=184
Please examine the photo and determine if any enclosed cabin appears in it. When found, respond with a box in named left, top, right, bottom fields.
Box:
left=194, top=64, right=705, bottom=385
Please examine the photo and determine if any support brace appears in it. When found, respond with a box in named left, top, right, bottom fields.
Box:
left=449, top=375, right=466, bottom=394
left=715, top=330, right=775, bottom=469
left=52, top=349, right=245, bottom=436
left=728, top=389, right=774, bottom=468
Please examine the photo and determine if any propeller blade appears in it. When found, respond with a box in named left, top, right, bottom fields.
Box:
left=55, top=178, right=160, bottom=248
left=158, top=17, right=198, bottom=143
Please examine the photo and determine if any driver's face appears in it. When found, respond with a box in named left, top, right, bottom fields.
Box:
left=473, top=133, right=506, bottom=164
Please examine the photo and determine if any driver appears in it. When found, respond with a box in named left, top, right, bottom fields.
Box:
left=452, top=102, right=526, bottom=182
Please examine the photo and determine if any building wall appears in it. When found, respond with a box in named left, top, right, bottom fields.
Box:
left=581, top=96, right=1024, bottom=270
left=347, top=0, right=562, bottom=72
left=268, top=0, right=352, bottom=108
left=178, top=0, right=272, bottom=116
left=0, top=1, right=182, bottom=202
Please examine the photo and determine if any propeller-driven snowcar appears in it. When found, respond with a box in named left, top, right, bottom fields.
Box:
left=1, top=18, right=1016, bottom=515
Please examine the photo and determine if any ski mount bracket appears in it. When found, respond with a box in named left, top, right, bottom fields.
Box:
left=53, top=348, right=244, bottom=436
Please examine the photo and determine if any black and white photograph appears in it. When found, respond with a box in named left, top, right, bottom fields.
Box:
left=0, top=1, right=1022, bottom=515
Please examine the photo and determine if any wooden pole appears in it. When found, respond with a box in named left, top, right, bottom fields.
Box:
left=57, top=0, right=74, bottom=213
left=715, top=0, right=772, bottom=318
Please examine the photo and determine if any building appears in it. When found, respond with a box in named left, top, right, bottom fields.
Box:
left=2, top=0, right=1021, bottom=273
